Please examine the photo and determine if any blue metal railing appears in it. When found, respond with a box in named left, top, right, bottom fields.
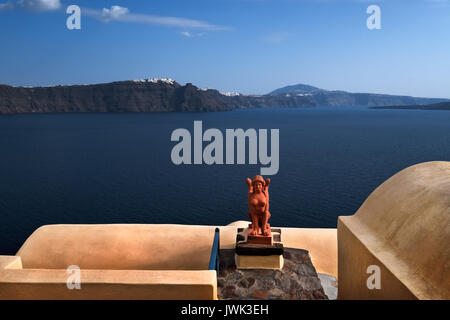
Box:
left=208, top=227, right=220, bottom=274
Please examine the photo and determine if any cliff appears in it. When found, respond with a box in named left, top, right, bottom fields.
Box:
left=0, top=79, right=447, bottom=115
left=0, top=80, right=232, bottom=115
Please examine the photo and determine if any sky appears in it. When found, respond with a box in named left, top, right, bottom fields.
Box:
left=0, top=0, right=449, bottom=98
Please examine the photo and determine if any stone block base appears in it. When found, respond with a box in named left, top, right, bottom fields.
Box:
left=235, top=227, right=284, bottom=270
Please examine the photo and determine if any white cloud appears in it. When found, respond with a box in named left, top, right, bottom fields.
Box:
left=100, top=5, right=129, bottom=22
left=18, top=0, right=61, bottom=11
left=1, top=2, right=229, bottom=31
left=0, top=1, right=14, bottom=11
left=83, top=6, right=229, bottom=31
left=181, top=31, right=194, bottom=37
left=180, top=31, right=204, bottom=38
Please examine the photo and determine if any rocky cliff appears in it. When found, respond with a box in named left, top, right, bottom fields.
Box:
left=0, top=80, right=232, bottom=115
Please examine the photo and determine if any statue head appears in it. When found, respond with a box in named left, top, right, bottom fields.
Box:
left=252, top=175, right=265, bottom=193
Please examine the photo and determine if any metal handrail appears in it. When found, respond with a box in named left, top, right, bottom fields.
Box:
left=208, top=227, right=220, bottom=274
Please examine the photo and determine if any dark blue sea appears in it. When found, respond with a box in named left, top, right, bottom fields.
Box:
left=1, top=106, right=449, bottom=254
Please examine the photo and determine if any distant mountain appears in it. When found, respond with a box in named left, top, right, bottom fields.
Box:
left=267, top=83, right=448, bottom=107
left=0, top=79, right=448, bottom=115
left=268, top=84, right=323, bottom=96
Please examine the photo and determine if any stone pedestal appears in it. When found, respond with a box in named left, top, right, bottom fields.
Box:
left=235, top=227, right=284, bottom=270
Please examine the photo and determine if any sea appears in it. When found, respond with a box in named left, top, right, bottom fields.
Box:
left=1, top=106, right=449, bottom=254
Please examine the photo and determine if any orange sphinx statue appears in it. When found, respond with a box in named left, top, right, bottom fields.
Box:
left=246, top=175, right=272, bottom=240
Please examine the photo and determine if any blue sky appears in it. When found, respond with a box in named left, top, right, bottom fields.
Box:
left=0, top=0, right=449, bottom=98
